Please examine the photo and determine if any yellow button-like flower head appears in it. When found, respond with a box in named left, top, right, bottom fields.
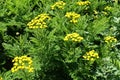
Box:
left=51, top=1, right=66, bottom=10
left=64, top=33, right=83, bottom=42
left=27, top=13, right=50, bottom=28
left=104, top=36, right=117, bottom=43
left=83, top=50, right=99, bottom=61
left=11, top=56, right=34, bottom=73
left=65, top=12, right=80, bottom=23
left=0, top=77, right=3, bottom=80
left=104, top=6, right=112, bottom=11
left=76, top=1, right=91, bottom=6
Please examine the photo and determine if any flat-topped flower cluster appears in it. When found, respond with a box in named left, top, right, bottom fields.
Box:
left=83, top=50, right=99, bottom=61
left=11, top=55, right=34, bottom=73
left=27, top=13, right=51, bottom=28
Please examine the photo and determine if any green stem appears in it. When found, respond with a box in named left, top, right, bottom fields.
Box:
left=23, top=70, right=28, bottom=80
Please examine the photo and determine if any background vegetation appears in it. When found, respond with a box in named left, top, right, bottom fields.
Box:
left=0, top=0, right=120, bottom=80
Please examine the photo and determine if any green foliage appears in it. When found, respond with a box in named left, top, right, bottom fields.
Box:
left=0, top=0, right=120, bottom=80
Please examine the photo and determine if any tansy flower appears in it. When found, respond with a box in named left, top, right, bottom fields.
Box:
left=65, top=12, right=80, bottom=23
left=83, top=50, right=99, bottom=61
left=102, top=11, right=108, bottom=15
left=104, top=6, right=112, bottom=11
left=64, top=33, right=83, bottom=42
left=104, top=36, right=117, bottom=43
left=27, top=13, right=50, bottom=28
left=93, top=10, right=98, bottom=15
left=0, top=77, right=3, bottom=80
left=51, top=1, right=66, bottom=10
left=76, top=1, right=91, bottom=6
left=11, top=55, right=34, bottom=73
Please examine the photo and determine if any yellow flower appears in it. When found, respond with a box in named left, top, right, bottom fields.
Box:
left=104, top=6, right=112, bottom=11
left=27, top=13, right=50, bottom=28
left=104, top=36, right=117, bottom=43
left=93, top=10, right=98, bottom=15
left=70, top=19, right=78, bottom=23
left=83, top=50, right=99, bottom=61
left=65, top=12, right=80, bottom=23
left=102, top=11, right=108, bottom=15
left=76, top=1, right=91, bottom=6
left=64, top=33, right=83, bottom=42
left=28, top=67, right=34, bottom=72
left=0, top=77, right=3, bottom=80
left=13, top=63, right=18, bottom=66
left=65, top=12, right=80, bottom=19
left=51, top=1, right=66, bottom=10
left=11, top=56, right=34, bottom=73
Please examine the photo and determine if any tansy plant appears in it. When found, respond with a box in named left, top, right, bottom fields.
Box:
left=65, top=12, right=80, bottom=23
left=51, top=1, right=66, bottom=10
left=0, top=77, right=2, bottom=80
left=104, top=6, right=112, bottom=11
left=83, top=50, right=99, bottom=61
left=1, top=0, right=120, bottom=80
left=104, top=36, right=117, bottom=43
left=76, top=1, right=91, bottom=6
left=64, top=33, right=83, bottom=42
left=93, top=10, right=99, bottom=15
left=27, top=13, right=51, bottom=28
left=11, top=55, right=34, bottom=73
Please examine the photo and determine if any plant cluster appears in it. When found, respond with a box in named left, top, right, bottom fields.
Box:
left=51, top=1, right=66, bottom=10
left=64, top=33, right=83, bottom=42
left=27, top=13, right=51, bottom=28
left=0, top=0, right=120, bottom=80
left=11, top=55, right=34, bottom=73
left=65, top=12, right=80, bottom=23
left=76, top=1, right=91, bottom=6
left=83, top=50, right=99, bottom=61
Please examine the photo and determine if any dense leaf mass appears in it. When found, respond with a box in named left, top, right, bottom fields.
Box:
left=0, top=0, right=120, bottom=80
